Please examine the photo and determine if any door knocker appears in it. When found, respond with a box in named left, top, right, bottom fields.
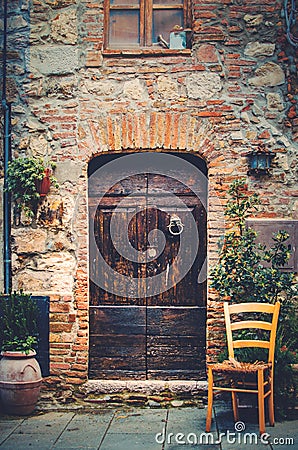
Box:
left=167, top=214, right=184, bottom=236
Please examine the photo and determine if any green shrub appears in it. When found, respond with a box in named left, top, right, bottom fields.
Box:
left=210, top=179, right=295, bottom=305
left=0, top=292, right=39, bottom=354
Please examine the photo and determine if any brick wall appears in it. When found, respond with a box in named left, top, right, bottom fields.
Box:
left=1, top=0, right=297, bottom=391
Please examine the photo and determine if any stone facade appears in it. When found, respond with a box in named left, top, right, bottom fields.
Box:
left=1, top=0, right=297, bottom=394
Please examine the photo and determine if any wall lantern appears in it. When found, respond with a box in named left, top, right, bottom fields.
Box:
left=247, top=147, right=275, bottom=176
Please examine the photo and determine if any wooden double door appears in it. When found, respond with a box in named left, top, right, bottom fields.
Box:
left=89, top=160, right=207, bottom=380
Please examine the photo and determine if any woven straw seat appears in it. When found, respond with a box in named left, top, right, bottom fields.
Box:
left=210, top=359, right=271, bottom=373
left=206, top=301, right=280, bottom=435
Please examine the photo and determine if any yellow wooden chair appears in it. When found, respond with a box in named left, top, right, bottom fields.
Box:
left=206, top=301, right=280, bottom=435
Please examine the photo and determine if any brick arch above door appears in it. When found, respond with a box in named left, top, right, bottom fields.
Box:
left=79, top=111, right=224, bottom=163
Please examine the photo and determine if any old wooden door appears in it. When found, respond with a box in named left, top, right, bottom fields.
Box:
left=88, top=154, right=207, bottom=380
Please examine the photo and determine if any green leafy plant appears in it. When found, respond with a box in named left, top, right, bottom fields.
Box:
left=273, top=303, right=298, bottom=418
left=211, top=179, right=298, bottom=417
left=211, top=179, right=296, bottom=305
left=6, top=156, right=59, bottom=219
left=0, top=292, right=39, bottom=354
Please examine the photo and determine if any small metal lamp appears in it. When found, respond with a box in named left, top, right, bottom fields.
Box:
left=247, top=147, right=275, bottom=176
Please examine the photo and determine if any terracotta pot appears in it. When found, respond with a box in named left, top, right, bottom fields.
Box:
left=0, top=350, right=42, bottom=415
left=35, top=168, right=51, bottom=197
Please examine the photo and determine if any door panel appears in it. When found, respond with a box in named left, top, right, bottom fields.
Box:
left=90, top=201, right=146, bottom=306
left=89, top=306, right=146, bottom=379
left=89, top=170, right=206, bottom=380
left=145, top=201, right=206, bottom=307
left=146, top=306, right=206, bottom=379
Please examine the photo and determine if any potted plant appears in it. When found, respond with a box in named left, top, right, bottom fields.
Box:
left=6, top=156, right=59, bottom=222
left=0, top=292, right=42, bottom=415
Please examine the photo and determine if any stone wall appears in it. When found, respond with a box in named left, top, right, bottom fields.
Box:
left=1, top=0, right=297, bottom=392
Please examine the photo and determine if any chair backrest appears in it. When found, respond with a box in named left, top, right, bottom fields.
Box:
left=224, top=301, right=280, bottom=364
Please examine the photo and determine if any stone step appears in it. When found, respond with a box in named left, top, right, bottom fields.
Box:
left=79, top=380, right=208, bottom=408
left=37, top=380, right=208, bottom=411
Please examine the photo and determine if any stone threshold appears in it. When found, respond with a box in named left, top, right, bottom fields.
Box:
left=37, top=380, right=208, bottom=411
left=82, top=379, right=208, bottom=395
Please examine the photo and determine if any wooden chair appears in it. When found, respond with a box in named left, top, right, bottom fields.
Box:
left=206, top=301, right=280, bottom=435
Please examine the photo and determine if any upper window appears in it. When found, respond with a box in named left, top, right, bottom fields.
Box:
left=104, top=0, right=192, bottom=51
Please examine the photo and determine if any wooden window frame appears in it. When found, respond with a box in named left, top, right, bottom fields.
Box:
left=103, top=0, right=192, bottom=53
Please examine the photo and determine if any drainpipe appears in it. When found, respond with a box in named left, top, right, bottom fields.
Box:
left=2, top=0, right=12, bottom=294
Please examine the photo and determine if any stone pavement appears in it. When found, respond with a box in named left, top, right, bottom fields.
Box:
left=0, top=403, right=297, bottom=450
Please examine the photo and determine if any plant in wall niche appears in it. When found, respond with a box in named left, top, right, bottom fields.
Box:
left=211, top=179, right=298, bottom=418
left=6, top=157, right=59, bottom=223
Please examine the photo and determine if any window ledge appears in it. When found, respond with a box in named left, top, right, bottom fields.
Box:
left=103, top=48, right=192, bottom=57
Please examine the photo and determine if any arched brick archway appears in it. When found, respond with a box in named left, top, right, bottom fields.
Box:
left=79, top=111, right=218, bottom=157
left=71, top=112, right=237, bottom=382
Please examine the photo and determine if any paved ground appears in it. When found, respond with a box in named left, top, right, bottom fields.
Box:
left=0, top=403, right=297, bottom=449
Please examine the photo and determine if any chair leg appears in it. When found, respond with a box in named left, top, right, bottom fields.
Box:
left=206, top=366, right=214, bottom=432
left=231, top=391, right=239, bottom=422
left=257, top=369, right=266, bottom=435
left=268, top=370, right=275, bottom=426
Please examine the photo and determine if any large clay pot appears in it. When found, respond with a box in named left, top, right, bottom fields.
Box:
left=0, top=351, right=42, bottom=415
